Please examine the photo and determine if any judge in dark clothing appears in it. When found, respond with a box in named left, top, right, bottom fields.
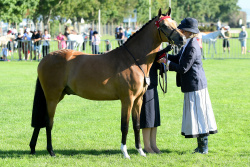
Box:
left=166, top=18, right=217, bottom=154
left=140, top=47, right=172, bottom=154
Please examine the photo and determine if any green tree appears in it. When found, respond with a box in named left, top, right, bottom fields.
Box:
left=0, top=0, right=38, bottom=23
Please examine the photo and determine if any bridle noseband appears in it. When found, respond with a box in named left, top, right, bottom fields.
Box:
left=155, top=16, right=177, bottom=44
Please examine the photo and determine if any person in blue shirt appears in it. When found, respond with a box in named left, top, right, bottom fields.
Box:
left=89, top=28, right=93, bottom=46
left=124, top=27, right=131, bottom=39
left=239, top=26, right=248, bottom=54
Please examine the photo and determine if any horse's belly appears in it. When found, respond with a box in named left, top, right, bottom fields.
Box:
left=76, top=88, right=119, bottom=100
left=69, top=82, right=120, bottom=100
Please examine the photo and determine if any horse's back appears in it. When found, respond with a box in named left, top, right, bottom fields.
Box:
left=37, top=49, right=122, bottom=100
left=37, top=50, right=85, bottom=95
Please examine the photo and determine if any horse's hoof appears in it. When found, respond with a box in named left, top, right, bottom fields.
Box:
left=30, top=149, right=36, bottom=155
left=121, top=144, right=130, bottom=159
left=30, top=148, right=36, bottom=155
left=137, top=148, right=146, bottom=157
left=47, top=149, right=56, bottom=157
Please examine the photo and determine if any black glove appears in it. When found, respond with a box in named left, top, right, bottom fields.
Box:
left=163, top=45, right=173, bottom=53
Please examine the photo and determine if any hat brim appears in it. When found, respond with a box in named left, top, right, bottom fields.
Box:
left=178, top=24, right=200, bottom=34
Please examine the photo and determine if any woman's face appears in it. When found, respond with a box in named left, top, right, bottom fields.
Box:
left=180, top=29, right=192, bottom=38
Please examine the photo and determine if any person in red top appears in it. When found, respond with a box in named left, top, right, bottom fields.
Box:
left=56, top=32, right=66, bottom=49
left=197, top=33, right=204, bottom=59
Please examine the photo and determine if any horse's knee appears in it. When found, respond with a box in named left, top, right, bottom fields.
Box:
left=133, top=124, right=140, bottom=131
left=121, top=125, right=129, bottom=133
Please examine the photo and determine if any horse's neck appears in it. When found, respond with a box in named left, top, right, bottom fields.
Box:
left=124, top=18, right=162, bottom=75
left=204, top=31, right=220, bottom=39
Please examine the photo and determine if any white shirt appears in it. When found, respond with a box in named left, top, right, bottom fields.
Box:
left=42, top=34, right=51, bottom=46
left=92, top=35, right=100, bottom=45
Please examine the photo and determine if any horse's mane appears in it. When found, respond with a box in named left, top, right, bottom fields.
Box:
left=123, top=16, right=157, bottom=45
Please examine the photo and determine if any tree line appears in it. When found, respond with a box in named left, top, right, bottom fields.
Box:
left=0, top=0, right=241, bottom=27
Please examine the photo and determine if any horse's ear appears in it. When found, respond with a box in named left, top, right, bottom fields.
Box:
left=158, top=8, right=162, bottom=18
left=166, top=7, right=171, bottom=16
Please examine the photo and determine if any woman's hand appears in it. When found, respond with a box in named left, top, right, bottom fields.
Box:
left=157, top=57, right=166, bottom=64
left=163, top=45, right=173, bottom=53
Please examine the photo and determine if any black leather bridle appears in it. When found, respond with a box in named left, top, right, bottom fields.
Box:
left=155, top=15, right=177, bottom=44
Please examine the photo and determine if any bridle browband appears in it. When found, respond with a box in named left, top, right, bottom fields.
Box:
left=155, top=15, right=177, bottom=44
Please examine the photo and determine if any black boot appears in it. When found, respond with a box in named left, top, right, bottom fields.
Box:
left=193, top=136, right=208, bottom=154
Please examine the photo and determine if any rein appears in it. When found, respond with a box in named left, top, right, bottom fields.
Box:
left=158, top=63, right=168, bottom=93
left=123, top=45, right=150, bottom=86
left=122, top=16, right=176, bottom=87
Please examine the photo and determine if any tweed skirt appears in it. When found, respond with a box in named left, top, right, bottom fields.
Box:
left=140, top=86, right=161, bottom=129
left=181, top=88, right=218, bottom=138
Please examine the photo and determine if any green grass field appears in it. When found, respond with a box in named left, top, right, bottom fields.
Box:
left=0, top=59, right=249, bottom=166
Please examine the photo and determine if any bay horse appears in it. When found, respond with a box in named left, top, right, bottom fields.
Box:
left=29, top=8, right=184, bottom=159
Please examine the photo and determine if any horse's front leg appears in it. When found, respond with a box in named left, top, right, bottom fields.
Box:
left=132, top=96, right=146, bottom=157
left=120, top=99, right=133, bottom=159
left=213, top=42, right=217, bottom=54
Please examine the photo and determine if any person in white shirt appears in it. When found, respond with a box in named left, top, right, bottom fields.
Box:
left=22, top=28, right=33, bottom=60
left=42, top=29, right=51, bottom=57
left=91, top=31, right=100, bottom=54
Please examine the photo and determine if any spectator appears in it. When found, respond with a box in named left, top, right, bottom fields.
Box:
left=91, top=31, right=100, bottom=54
left=115, top=26, right=119, bottom=39
left=105, top=39, right=112, bottom=52
left=6, top=30, right=13, bottom=56
left=197, top=33, right=204, bottom=59
left=82, top=32, right=88, bottom=51
left=64, top=26, right=71, bottom=49
left=117, top=28, right=124, bottom=46
left=12, top=27, right=17, bottom=36
left=89, top=28, right=93, bottom=46
left=23, top=26, right=27, bottom=34
left=239, top=26, right=248, bottom=54
left=1, top=44, right=9, bottom=61
left=56, top=32, right=66, bottom=49
left=42, top=29, right=51, bottom=57
left=124, top=27, right=132, bottom=40
left=15, top=33, right=23, bottom=60
left=223, top=26, right=231, bottom=53
left=31, top=30, right=42, bottom=60
left=22, top=28, right=32, bottom=60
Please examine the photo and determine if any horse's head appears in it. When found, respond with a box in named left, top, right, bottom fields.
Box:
left=219, top=28, right=226, bottom=38
left=155, top=8, right=185, bottom=47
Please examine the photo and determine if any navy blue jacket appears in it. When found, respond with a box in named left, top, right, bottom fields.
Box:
left=168, top=37, right=207, bottom=93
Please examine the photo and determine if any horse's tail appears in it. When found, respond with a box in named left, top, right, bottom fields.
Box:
left=31, top=78, right=49, bottom=128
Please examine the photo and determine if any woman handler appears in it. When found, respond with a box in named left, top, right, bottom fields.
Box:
left=166, top=18, right=218, bottom=154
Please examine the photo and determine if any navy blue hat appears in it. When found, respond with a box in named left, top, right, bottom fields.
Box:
left=178, top=18, right=200, bottom=34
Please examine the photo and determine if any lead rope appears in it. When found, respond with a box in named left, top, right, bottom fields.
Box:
left=158, top=63, right=168, bottom=93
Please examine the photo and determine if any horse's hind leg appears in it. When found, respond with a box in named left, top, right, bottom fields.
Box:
left=30, top=128, right=40, bottom=154
left=46, top=92, right=66, bottom=157
left=45, top=99, right=59, bottom=157
left=132, top=96, right=146, bottom=157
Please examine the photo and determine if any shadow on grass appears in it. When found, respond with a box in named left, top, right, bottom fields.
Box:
left=161, top=149, right=188, bottom=155
left=0, top=148, right=186, bottom=158
left=0, top=149, right=138, bottom=158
